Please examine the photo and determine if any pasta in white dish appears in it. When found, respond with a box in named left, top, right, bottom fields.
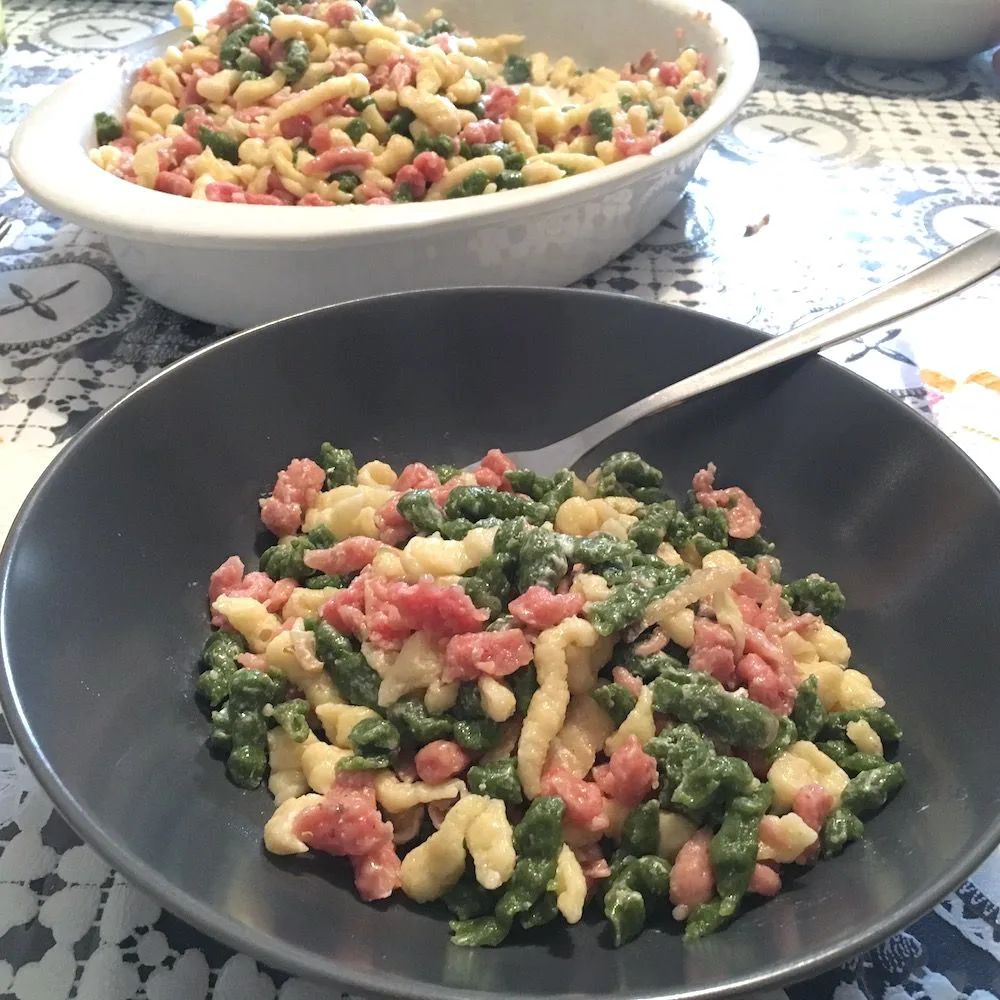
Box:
left=89, top=0, right=720, bottom=207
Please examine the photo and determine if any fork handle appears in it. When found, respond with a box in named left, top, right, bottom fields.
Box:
left=571, top=228, right=1000, bottom=456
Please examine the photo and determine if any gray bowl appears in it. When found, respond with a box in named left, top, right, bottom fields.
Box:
left=3, top=288, right=1000, bottom=1000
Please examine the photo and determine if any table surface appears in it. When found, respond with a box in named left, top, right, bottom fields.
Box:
left=2, top=2, right=1000, bottom=998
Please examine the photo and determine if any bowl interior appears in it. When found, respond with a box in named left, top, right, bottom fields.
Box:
left=3, top=288, right=1000, bottom=1000
left=436, top=0, right=731, bottom=72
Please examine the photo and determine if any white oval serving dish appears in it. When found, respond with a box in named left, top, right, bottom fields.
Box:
left=731, top=0, right=1000, bottom=61
left=11, top=0, right=758, bottom=329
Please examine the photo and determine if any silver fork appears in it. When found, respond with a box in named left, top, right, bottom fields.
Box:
left=489, top=228, right=1000, bottom=475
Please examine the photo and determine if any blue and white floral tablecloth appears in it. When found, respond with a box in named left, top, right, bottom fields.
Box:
left=2, top=2, right=1000, bottom=998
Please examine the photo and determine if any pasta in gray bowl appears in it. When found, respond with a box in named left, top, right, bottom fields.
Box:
left=2, top=288, right=999, bottom=999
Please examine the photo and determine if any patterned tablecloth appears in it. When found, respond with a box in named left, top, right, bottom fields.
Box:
left=2, top=2, right=1000, bottom=998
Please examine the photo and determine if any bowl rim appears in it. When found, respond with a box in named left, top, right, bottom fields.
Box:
left=4, top=286, right=1000, bottom=999
left=9, top=0, right=759, bottom=249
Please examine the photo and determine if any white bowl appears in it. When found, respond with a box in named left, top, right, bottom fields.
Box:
left=10, top=0, right=758, bottom=328
left=731, top=0, right=1000, bottom=61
